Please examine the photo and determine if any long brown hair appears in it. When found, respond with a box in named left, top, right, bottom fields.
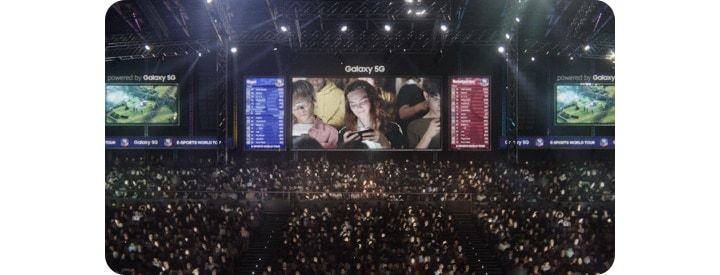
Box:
left=343, top=80, right=388, bottom=132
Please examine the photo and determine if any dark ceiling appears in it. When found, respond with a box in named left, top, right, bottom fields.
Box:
left=105, top=0, right=614, bottom=61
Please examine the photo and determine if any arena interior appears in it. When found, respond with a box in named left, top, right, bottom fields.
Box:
left=105, top=1, right=616, bottom=274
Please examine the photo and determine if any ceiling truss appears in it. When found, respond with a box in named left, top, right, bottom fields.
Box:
left=106, top=0, right=614, bottom=61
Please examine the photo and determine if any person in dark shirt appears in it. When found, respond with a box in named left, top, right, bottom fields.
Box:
left=395, top=77, right=428, bottom=134
left=405, top=78, right=442, bottom=149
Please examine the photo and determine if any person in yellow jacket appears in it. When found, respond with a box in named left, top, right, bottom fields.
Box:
left=307, top=78, right=346, bottom=129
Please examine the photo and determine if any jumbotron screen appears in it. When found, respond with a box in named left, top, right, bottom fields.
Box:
left=555, top=82, right=615, bottom=126
left=105, top=81, right=179, bottom=126
left=449, top=76, right=491, bottom=150
left=289, top=76, right=442, bottom=151
left=244, top=77, right=286, bottom=150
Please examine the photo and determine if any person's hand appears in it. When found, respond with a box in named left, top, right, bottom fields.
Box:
left=361, top=129, right=390, bottom=148
left=423, top=118, right=440, bottom=139
left=343, top=130, right=362, bottom=143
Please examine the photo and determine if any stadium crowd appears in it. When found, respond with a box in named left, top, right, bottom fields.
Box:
left=274, top=202, right=472, bottom=274
left=106, top=154, right=614, bottom=274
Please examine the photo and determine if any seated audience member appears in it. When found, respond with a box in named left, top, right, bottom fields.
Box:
left=406, top=78, right=441, bottom=149
left=292, top=80, right=338, bottom=149
left=338, top=80, right=404, bottom=149
left=395, top=77, right=428, bottom=134
left=358, top=77, right=397, bottom=123
left=307, top=77, right=346, bottom=129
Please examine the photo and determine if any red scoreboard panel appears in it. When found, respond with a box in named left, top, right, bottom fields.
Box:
left=449, top=76, right=491, bottom=150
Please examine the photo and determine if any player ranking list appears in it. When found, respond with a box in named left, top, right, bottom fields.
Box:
left=245, top=78, right=285, bottom=150
left=450, top=77, right=491, bottom=150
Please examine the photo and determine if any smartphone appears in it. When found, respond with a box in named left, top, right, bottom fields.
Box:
left=351, top=128, right=374, bottom=137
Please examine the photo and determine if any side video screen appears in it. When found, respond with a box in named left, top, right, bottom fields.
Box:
left=105, top=83, right=179, bottom=126
left=555, top=82, right=615, bottom=126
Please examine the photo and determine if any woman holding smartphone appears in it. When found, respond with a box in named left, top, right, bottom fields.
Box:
left=337, top=80, right=404, bottom=149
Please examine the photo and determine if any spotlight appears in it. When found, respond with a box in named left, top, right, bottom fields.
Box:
left=498, top=46, right=505, bottom=53
left=206, top=0, right=211, bottom=3
left=606, top=49, right=615, bottom=60
left=198, top=52, right=202, bottom=57
left=531, top=56, right=535, bottom=62
left=584, top=45, right=591, bottom=51
left=340, top=25, right=347, bottom=32
left=515, top=17, right=520, bottom=23
left=440, top=24, right=447, bottom=32
left=384, top=25, right=391, bottom=32
left=280, top=26, right=288, bottom=32
left=230, top=47, right=237, bottom=53
left=505, top=33, right=510, bottom=40
left=144, top=44, right=151, bottom=51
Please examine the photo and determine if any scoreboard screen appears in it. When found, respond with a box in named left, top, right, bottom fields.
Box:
left=244, top=77, right=286, bottom=150
left=449, top=76, right=491, bottom=150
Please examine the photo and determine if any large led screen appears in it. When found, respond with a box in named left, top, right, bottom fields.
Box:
left=105, top=83, right=179, bottom=126
left=289, top=77, right=442, bottom=151
left=449, top=76, right=491, bottom=150
left=244, top=77, right=286, bottom=150
left=555, top=82, right=615, bottom=126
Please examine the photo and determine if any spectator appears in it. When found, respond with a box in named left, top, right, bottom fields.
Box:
left=307, top=78, right=346, bottom=129
left=405, top=78, right=442, bottom=149
left=291, top=80, right=339, bottom=149
left=395, top=77, right=428, bottom=134
left=358, top=77, right=397, bottom=124
left=338, top=80, right=404, bottom=149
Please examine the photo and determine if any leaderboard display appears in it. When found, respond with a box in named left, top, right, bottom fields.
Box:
left=244, top=77, right=285, bottom=150
left=449, top=76, right=491, bottom=150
